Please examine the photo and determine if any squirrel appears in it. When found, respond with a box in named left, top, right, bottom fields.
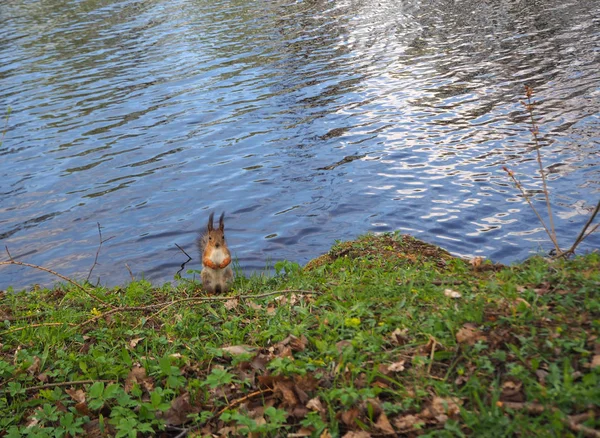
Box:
left=197, top=212, right=233, bottom=294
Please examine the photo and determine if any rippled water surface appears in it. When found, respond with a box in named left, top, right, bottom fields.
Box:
left=1, top=0, right=599, bottom=289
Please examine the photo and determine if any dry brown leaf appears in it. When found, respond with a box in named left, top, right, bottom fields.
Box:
left=224, top=298, right=239, bottom=310
left=83, top=418, right=115, bottom=438
left=306, top=397, right=325, bottom=413
left=339, top=407, right=360, bottom=427
left=500, top=379, right=524, bottom=402
left=444, top=289, right=462, bottom=299
left=390, top=328, right=409, bottom=346
left=221, top=345, right=256, bottom=356
left=419, top=396, right=462, bottom=424
left=289, top=334, right=308, bottom=352
left=591, top=355, right=600, bottom=369
left=36, top=373, right=48, bottom=383
left=387, top=361, right=405, bottom=373
left=128, top=337, right=144, bottom=349
left=456, top=324, right=486, bottom=345
left=65, top=388, right=86, bottom=403
left=124, top=365, right=153, bottom=393
left=27, top=356, right=41, bottom=375
left=164, top=392, right=199, bottom=426
left=273, top=379, right=298, bottom=407
left=74, top=399, right=90, bottom=416
left=320, top=430, right=333, bottom=438
left=470, top=256, right=485, bottom=268
left=247, top=301, right=262, bottom=310
left=288, top=427, right=314, bottom=437
left=374, top=411, right=395, bottom=435
left=342, top=431, right=371, bottom=438
left=394, top=414, right=422, bottom=431
left=336, top=340, right=353, bottom=352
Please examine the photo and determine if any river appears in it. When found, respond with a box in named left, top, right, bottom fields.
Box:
left=1, top=0, right=599, bottom=290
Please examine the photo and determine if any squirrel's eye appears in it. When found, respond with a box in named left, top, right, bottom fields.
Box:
left=209, top=237, right=212, bottom=240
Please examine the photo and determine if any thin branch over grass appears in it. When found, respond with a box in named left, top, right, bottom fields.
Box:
left=78, top=289, right=318, bottom=328
left=1, top=247, right=113, bottom=309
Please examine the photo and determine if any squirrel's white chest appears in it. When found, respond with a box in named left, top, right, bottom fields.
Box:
left=207, top=247, right=227, bottom=265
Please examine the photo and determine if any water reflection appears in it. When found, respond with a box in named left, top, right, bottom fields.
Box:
left=1, top=0, right=598, bottom=289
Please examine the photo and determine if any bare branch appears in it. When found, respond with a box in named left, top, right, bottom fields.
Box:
left=0, top=257, right=113, bottom=308
left=86, top=222, right=115, bottom=283
left=563, top=200, right=600, bottom=256
left=78, top=289, right=318, bottom=328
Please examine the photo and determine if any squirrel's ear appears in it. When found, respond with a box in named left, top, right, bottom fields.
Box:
left=207, top=212, right=215, bottom=231
left=219, top=212, right=225, bottom=231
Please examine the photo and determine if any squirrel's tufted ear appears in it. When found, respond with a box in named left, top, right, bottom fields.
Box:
left=219, top=212, right=225, bottom=231
left=207, top=212, right=215, bottom=231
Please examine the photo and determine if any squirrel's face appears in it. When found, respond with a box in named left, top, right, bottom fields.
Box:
left=208, top=231, right=225, bottom=249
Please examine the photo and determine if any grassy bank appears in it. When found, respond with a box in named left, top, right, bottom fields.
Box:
left=1, top=233, right=599, bottom=437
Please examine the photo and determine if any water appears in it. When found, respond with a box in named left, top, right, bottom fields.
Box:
left=1, top=0, right=599, bottom=290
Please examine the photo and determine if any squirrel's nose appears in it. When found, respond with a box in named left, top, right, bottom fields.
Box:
left=215, top=243, right=220, bottom=248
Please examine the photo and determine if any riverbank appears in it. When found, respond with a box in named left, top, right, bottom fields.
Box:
left=1, top=233, right=599, bottom=436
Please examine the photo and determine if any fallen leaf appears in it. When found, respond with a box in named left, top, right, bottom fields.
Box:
left=247, top=301, right=262, bottom=310
left=224, top=298, right=239, bottom=310
left=393, top=414, right=422, bottom=431
left=65, top=388, right=86, bottom=403
left=221, top=345, right=256, bottom=356
left=288, top=427, right=314, bottom=437
left=591, top=355, right=600, bottom=369
left=500, top=379, right=524, bottom=402
left=124, top=365, right=153, bottom=393
left=36, top=373, right=48, bottom=383
left=375, top=411, right=395, bottom=435
left=336, top=340, right=353, bottom=352
left=339, top=407, right=360, bottom=427
left=444, top=289, right=462, bottom=299
left=320, top=430, right=333, bottom=438
left=420, top=397, right=462, bottom=424
left=164, top=392, right=199, bottom=426
left=128, top=337, right=144, bottom=349
left=342, top=431, right=371, bottom=438
left=456, top=324, right=486, bottom=346
left=274, top=379, right=298, bottom=407
left=389, top=328, right=409, bottom=346
left=27, top=356, right=41, bottom=375
left=307, top=397, right=325, bottom=413
left=387, top=361, right=405, bottom=373
left=470, top=256, right=485, bottom=268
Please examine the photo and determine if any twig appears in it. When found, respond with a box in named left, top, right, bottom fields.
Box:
left=171, top=428, right=190, bottom=438
left=501, top=402, right=599, bottom=438
left=0, top=322, right=78, bottom=336
left=24, top=379, right=115, bottom=393
left=125, top=263, right=135, bottom=281
left=175, top=243, right=192, bottom=277
left=562, top=200, right=600, bottom=257
left=78, top=289, right=318, bottom=328
left=86, top=223, right=115, bottom=283
left=427, top=337, right=437, bottom=376
left=175, top=243, right=192, bottom=261
left=216, top=388, right=273, bottom=417
left=0, top=254, right=113, bottom=309
left=502, top=168, right=561, bottom=253
left=524, top=86, right=558, bottom=248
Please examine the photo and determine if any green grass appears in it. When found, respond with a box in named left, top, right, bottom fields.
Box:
left=1, top=232, right=599, bottom=437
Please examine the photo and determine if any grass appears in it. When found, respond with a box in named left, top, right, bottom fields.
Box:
left=1, top=232, right=599, bottom=437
